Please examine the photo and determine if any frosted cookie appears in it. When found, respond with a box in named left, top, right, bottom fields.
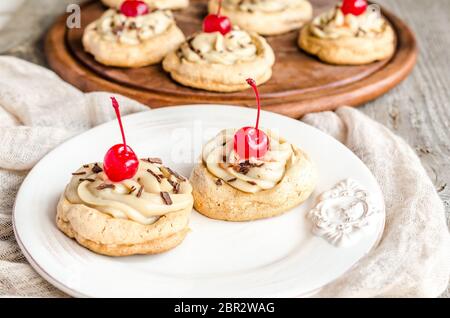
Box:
left=101, top=0, right=189, bottom=10
left=190, top=79, right=317, bottom=221
left=208, top=0, right=313, bottom=35
left=299, top=0, right=395, bottom=65
left=83, top=1, right=185, bottom=67
left=56, top=98, right=193, bottom=256
left=162, top=4, right=274, bottom=92
left=163, top=29, right=274, bottom=92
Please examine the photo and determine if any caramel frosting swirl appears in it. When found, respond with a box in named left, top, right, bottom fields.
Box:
left=223, top=0, right=309, bottom=13
left=202, top=129, right=296, bottom=193
left=310, top=5, right=387, bottom=39
left=96, top=9, right=175, bottom=45
left=178, top=29, right=259, bottom=65
left=64, top=160, right=193, bottom=225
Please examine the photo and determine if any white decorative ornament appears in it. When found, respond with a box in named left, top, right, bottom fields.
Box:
left=307, top=179, right=380, bottom=247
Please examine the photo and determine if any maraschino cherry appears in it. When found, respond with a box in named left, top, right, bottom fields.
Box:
left=120, top=0, right=149, bottom=17
left=103, top=97, right=139, bottom=182
left=203, top=0, right=232, bottom=35
left=233, top=79, right=269, bottom=159
left=341, top=0, right=367, bottom=16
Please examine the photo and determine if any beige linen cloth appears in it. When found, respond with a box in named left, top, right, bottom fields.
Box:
left=0, top=56, right=449, bottom=297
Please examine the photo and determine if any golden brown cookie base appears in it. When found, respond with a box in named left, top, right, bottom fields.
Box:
left=56, top=195, right=192, bottom=256
left=162, top=32, right=275, bottom=92
left=208, top=0, right=313, bottom=36
left=57, top=215, right=189, bottom=256
left=167, top=67, right=273, bottom=93
left=298, top=23, right=396, bottom=65
left=82, top=22, right=185, bottom=68
left=190, top=148, right=317, bottom=221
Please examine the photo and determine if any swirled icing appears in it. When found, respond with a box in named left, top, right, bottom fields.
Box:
left=202, top=129, right=295, bottom=193
left=95, top=9, right=175, bottom=45
left=223, top=0, right=309, bottom=13
left=178, top=30, right=259, bottom=65
left=310, top=5, right=387, bottom=39
left=64, top=160, right=193, bottom=225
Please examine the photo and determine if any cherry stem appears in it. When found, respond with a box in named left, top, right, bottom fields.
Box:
left=246, top=78, right=261, bottom=130
left=217, top=0, right=222, bottom=16
left=110, top=97, right=127, bottom=148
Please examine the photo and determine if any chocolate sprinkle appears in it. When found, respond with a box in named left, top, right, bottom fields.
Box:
left=83, top=165, right=89, bottom=168
left=168, top=179, right=180, bottom=193
left=79, top=178, right=95, bottom=182
left=165, top=167, right=186, bottom=181
left=173, top=182, right=180, bottom=194
left=147, top=169, right=163, bottom=183
left=112, top=25, right=124, bottom=35
left=247, top=181, right=257, bottom=186
left=232, top=160, right=264, bottom=174
left=234, top=165, right=250, bottom=175
left=227, top=178, right=237, bottom=182
left=136, top=185, right=144, bottom=198
left=96, top=183, right=115, bottom=190
left=92, top=163, right=103, bottom=173
left=215, top=178, right=223, bottom=186
left=143, top=157, right=162, bottom=164
left=160, top=191, right=172, bottom=205
left=72, top=171, right=86, bottom=175
left=128, top=186, right=136, bottom=194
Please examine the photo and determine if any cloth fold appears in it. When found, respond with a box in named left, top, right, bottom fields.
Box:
left=0, top=56, right=448, bottom=297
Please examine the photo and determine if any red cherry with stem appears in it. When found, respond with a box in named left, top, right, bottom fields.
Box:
left=120, top=0, right=149, bottom=17
left=341, top=0, right=367, bottom=16
left=203, top=0, right=232, bottom=35
left=233, top=79, right=269, bottom=160
left=103, top=97, right=139, bottom=182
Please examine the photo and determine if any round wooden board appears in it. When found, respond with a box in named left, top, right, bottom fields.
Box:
left=45, top=0, right=417, bottom=118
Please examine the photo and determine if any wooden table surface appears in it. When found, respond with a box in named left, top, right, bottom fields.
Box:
left=1, top=0, right=448, bottom=297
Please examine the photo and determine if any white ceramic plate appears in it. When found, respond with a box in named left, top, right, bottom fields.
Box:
left=13, top=105, right=385, bottom=298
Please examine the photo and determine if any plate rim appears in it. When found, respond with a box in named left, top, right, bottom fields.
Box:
left=13, top=104, right=386, bottom=298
